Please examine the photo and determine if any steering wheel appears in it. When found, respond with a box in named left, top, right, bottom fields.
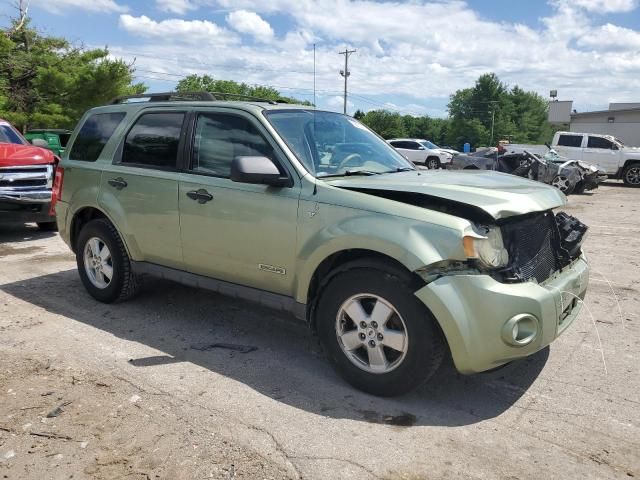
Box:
left=337, top=153, right=363, bottom=171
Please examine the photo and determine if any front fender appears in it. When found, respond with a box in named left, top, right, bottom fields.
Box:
left=293, top=202, right=467, bottom=304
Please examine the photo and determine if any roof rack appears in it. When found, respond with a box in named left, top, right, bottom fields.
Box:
left=110, top=91, right=217, bottom=104
left=110, top=91, right=289, bottom=105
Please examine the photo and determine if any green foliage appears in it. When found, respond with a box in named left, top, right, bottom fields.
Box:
left=176, top=74, right=313, bottom=105
left=0, top=15, right=145, bottom=131
left=359, top=73, right=556, bottom=151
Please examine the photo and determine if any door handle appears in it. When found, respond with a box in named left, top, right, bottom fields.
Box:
left=186, top=189, right=213, bottom=204
left=108, top=177, right=127, bottom=190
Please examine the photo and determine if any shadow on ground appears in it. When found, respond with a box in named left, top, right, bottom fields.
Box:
left=0, top=223, right=57, bottom=244
left=1, top=269, right=549, bottom=428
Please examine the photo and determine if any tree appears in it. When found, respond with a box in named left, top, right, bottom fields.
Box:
left=0, top=6, right=145, bottom=131
left=353, top=109, right=365, bottom=120
left=176, top=74, right=312, bottom=105
left=359, top=110, right=406, bottom=139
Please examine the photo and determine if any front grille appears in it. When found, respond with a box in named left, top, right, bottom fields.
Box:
left=0, top=165, right=51, bottom=190
left=500, top=212, right=560, bottom=283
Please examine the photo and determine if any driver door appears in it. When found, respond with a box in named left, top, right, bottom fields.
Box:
left=178, top=110, right=301, bottom=296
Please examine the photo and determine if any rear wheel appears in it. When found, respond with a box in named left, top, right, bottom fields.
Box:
left=426, top=157, right=441, bottom=169
left=317, top=265, right=445, bottom=396
left=622, top=163, right=640, bottom=187
left=76, top=219, right=140, bottom=303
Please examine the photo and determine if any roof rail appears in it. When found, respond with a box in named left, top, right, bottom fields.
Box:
left=109, top=91, right=290, bottom=105
left=110, top=91, right=217, bottom=104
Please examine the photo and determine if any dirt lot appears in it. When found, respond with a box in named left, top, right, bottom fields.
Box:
left=1, top=182, right=639, bottom=480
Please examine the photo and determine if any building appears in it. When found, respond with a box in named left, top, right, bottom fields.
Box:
left=548, top=101, right=640, bottom=146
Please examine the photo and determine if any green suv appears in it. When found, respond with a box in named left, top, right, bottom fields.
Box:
left=53, top=92, right=590, bottom=396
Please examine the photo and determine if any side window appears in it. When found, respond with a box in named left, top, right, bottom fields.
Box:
left=389, top=141, right=399, bottom=148
left=122, top=112, right=184, bottom=168
left=69, top=112, right=126, bottom=161
left=191, top=113, right=274, bottom=177
left=587, top=136, right=613, bottom=149
left=557, top=134, right=583, bottom=148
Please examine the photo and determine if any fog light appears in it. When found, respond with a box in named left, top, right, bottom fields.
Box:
left=501, top=314, right=539, bottom=347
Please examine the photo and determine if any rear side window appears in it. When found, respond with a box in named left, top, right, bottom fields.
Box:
left=587, top=136, right=613, bottom=149
left=69, top=112, right=126, bottom=161
left=122, top=112, right=185, bottom=168
left=190, top=113, right=274, bottom=177
left=557, top=134, right=582, bottom=148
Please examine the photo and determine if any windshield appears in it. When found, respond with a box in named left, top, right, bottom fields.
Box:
left=419, top=140, right=439, bottom=150
left=613, top=137, right=625, bottom=146
left=0, top=123, right=26, bottom=145
left=264, top=110, right=414, bottom=177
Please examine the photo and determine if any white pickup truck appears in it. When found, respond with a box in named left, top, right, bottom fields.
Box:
left=505, top=131, right=640, bottom=186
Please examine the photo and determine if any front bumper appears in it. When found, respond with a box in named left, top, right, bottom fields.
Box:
left=415, top=255, right=589, bottom=373
left=0, top=189, right=54, bottom=224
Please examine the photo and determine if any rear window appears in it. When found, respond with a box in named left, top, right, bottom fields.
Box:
left=69, top=112, right=126, bottom=161
left=121, top=112, right=185, bottom=169
left=557, top=134, right=582, bottom=148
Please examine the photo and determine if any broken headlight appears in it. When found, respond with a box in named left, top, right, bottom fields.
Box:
left=463, top=226, right=509, bottom=269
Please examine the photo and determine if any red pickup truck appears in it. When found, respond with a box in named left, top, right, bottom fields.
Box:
left=0, top=119, right=59, bottom=230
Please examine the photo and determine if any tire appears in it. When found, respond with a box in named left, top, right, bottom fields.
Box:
left=573, top=181, right=586, bottom=195
left=37, top=221, right=58, bottom=232
left=622, top=163, right=640, bottom=187
left=76, top=218, right=140, bottom=303
left=426, top=157, right=441, bottom=169
left=317, top=265, right=445, bottom=396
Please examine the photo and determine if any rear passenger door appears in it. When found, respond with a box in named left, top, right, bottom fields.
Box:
left=98, top=110, right=186, bottom=269
left=177, top=109, right=300, bottom=296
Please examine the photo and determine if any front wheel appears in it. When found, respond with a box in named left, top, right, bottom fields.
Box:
left=622, top=163, right=640, bottom=187
left=76, top=219, right=140, bottom=303
left=426, top=157, right=441, bottom=169
left=37, top=221, right=58, bottom=232
left=317, top=266, right=445, bottom=396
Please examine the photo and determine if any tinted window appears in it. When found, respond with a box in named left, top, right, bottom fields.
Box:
left=587, top=136, right=613, bottom=149
left=122, top=113, right=184, bottom=168
left=191, top=113, right=274, bottom=177
left=69, top=112, right=126, bottom=161
left=388, top=141, right=400, bottom=147
left=557, top=134, right=582, bottom=148
left=406, top=142, right=421, bottom=150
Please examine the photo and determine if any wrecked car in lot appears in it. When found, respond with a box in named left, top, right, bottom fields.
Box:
left=53, top=92, right=590, bottom=396
left=448, top=149, right=604, bottom=194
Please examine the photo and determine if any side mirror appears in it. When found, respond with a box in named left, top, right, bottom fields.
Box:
left=612, top=144, right=619, bottom=151
left=417, top=146, right=426, bottom=150
left=230, top=156, right=290, bottom=187
left=30, top=138, right=49, bottom=149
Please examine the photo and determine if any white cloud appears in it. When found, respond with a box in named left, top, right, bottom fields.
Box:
left=226, top=10, right=274, bottom=43
left=31, top=0, right=128, bottom=14
left=562, top=0, right=638, bottom=13
left=119, top=14, right=237, bottom=45
left=155, top=0, right=197, bottom=15
left=111, top=0, right=640, bottom=113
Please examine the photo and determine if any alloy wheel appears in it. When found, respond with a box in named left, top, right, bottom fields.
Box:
left=552, top=175, right=571, bottom=192
left=335, top=294, right=409, bottom=374
left=83, top=237, right=113, bottom=289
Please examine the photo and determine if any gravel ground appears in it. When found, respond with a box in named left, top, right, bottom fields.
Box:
left=0, top=181, right=638, bottom=479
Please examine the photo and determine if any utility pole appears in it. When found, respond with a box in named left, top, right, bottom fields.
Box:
left=339, top=48, right=356, bottom=115
left=490, top=108, right=496, bottom=146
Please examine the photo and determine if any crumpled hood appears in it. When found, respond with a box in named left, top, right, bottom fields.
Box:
left=327, top=170, right=567, bottom=220
left=0, top=142, right=54, bottom=167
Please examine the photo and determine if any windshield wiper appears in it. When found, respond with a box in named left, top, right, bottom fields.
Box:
left=391, top=167, right=415, bottom=173
left=318, top=169, right=382, bottom=178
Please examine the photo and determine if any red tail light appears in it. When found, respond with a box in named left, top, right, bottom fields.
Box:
left=49, top=165, right=64, bottom=216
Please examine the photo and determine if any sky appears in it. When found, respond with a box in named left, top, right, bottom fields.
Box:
left=2, top=0, right=640, bottom=117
